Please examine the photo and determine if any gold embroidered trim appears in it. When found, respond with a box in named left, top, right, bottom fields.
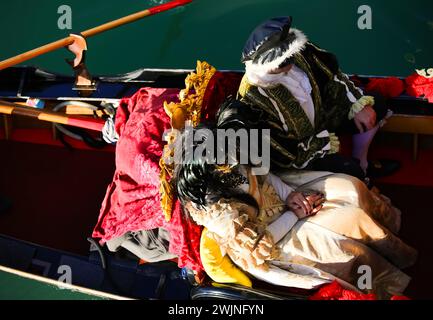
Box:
left=164, top=61, right=217, bottom=129
left=160, top=61, right=217, bottom=221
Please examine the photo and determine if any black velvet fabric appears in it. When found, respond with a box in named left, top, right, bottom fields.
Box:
left=241, top=16, right=294, bottom=63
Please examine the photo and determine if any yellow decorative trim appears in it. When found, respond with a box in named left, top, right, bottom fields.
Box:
left=329, top=133, right=340, bottom=154
left=238, top=75, right=251, bottom=98
left=215, top=164, right=234, bottom=174
left=160, top=61, right=217, bottom=221
left=164, top=61, right=217, bottom=129
left=348, top=96, right=375, bottom=120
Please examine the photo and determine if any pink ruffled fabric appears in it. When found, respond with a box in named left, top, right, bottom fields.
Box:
left=92, top=88, right=203, bottom=272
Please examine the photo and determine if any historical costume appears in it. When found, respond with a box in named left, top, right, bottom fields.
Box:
left=237, top=16, right=396, bottom=178
left=175, top=128, right=417, bottom=299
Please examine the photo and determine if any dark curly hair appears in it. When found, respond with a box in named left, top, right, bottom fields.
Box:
left=174, top=123, right=259, bottom=211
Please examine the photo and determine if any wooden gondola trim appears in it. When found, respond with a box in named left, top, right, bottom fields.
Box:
left=0, top=105, right=14, bottom=115
left=0, top=100, right=105, bottom=131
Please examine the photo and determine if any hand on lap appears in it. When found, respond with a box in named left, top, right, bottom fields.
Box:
left=286, top=192, right=325, bottom=219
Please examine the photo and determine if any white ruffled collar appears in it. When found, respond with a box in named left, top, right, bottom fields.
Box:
left=246, top=65, right=312, bottom=104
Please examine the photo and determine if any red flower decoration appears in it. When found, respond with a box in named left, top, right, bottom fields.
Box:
left=406, top=72, right=433, bottom=103
left=309, top=281, right=377, bottom=300
left=309, top=281, right=411, bottom=300
left=365, top=77, right=405, bottom=98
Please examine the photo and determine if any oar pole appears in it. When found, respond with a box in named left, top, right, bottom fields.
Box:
left=0, top=100, right=105, bottom=132
left=0, top=37, right=75, bottom=71
left=81, top=0, right=191, bottom=38
left=0, top=0, right=192, bottom=71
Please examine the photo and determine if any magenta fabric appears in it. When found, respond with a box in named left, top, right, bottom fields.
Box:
left=92, top=87, right=203, bottom=272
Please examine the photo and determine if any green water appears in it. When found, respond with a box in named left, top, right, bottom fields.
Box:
left=0, top=269, right=107, bottom=300
left=0, top=0, right=432, bottom=76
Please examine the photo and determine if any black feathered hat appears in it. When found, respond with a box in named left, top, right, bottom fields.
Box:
left=241, top=16, right=308, bottom=73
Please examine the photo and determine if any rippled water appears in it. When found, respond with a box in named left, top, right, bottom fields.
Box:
left=0, top=0, right=432, bottom=76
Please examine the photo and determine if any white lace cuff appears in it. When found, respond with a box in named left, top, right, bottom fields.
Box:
left=348, top=96, right=375, bottom=120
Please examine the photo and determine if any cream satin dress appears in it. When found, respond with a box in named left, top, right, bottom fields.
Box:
left=187, top=168, right=417, bottom=299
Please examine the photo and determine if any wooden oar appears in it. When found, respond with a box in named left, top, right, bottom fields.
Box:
left=0, top=0, right=192, bottom=71
left=0, top=100, right=105, bottom=132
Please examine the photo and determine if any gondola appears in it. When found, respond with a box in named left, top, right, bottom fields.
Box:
left=0, top=64, right=432, bottom=300
left=1, top=0, right=432, bottom=301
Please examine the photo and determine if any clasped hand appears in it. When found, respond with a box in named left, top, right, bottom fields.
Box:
left=286, top=191, right=325, bottom=219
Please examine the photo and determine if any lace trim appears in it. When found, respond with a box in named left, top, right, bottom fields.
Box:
left=348, top=96, right=375, bottom=120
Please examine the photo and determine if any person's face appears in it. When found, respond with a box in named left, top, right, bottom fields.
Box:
left=268, top=63, right=293, bottom=75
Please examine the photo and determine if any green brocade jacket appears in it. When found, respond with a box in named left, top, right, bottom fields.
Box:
left=238, top=43, right=364, bottom=170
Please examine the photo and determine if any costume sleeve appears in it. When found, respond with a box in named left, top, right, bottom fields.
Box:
left=266, top=173, right=295, bottom=201
left=334, top=71, right=375, bottom=120
left=334, top=71, right=364, bottom=101
left=266, top=211, right=298, bottom=243
left=264, top=174, right=299, bottom=242
left=292, top=130, right=340, bottom=169
left=246, top=264, right=331, bottom=290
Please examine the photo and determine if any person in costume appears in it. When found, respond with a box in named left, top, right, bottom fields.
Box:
left=236, top=16, right=398, bottom=180
left=174, top=126, right=417, bottom=299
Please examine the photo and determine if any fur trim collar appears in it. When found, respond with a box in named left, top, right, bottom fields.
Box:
left=245, top=28, right=308, bottom=75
